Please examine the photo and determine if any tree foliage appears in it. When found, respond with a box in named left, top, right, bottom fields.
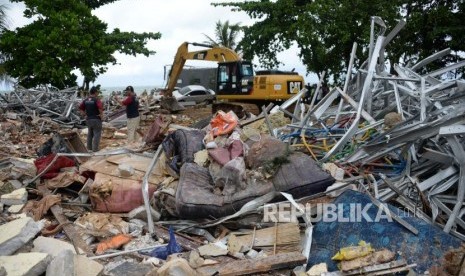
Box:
left=0, top=0, right=161, bottom=89
left=0, top=3, right=11, bottom=83
left=214, top=0, right=465, bottom=83
left=203, top=20, right=242, bottom=51
left=389, top=0, right=465, bottom=75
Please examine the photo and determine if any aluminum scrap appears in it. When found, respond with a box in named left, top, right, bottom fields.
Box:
left=0, top=84, right=118, bottom=127
left=280, top=16, right=465, bottom=240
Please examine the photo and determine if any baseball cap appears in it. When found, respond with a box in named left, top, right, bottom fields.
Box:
left=125, top=86, right=134, bottom=92
left=89, top=86, right=98, bottom=94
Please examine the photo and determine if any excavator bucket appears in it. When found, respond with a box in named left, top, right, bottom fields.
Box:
left=160, top=96, right=186, bottom=113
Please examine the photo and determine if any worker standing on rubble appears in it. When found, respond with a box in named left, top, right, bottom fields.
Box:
left=115, top=85, right=140, bottom=143
left=79, top=86, right=104, bottom=152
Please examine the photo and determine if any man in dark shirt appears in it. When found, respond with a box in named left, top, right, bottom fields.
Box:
left=115, top=85, right=140, bottom=143
left=79, top=86, right=104, bottom=152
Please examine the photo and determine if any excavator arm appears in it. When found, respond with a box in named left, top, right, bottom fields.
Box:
left=164, top=42, right=242, bottom=97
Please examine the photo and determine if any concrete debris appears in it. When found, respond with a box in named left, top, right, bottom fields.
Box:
left=118, top=163, right=135, bottom=177
left=32, top=236, right=78, bottom=257
left=7, top=203, right=24, bottom=214
left=322, top=163, right=345, bottom=181
left=189, top=250, right=205, bottom=268
left=0, top=252, right=52, bottom=276
left=154, top=257, right=199, bottom=276
left=106, top=260, right=153, bottom=276
left=0, top=187, right=28, bottom=206
left=307, top=263, right=328, bottom=276
left=46, top=250, right=103, bottom=276
left=45, top=249, right=74, bottom=276
left=198, top=242, right=228, bottom=257
left=0, top=217, right=44, bottom=256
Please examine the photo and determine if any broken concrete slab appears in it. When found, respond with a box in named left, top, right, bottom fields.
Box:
left=74, top=254, right=104, bottom=276
left=46, top=249, right=74, bottom=276
left=322, top=163, right=345, bottom=181
left=0, top=252, right=51, bottom=276
left=7, top=203, right=24, bottom=214
left=107, top=261, right=153, bottom=276
left=189, top=250, right=205, bottom=268
left=32, top=236, right=78, bottom=257
left=307, top=263, right=328, bottom=275
left=153, top=257, right=199, bottom=276
left=7, top=179, right=23, bottom=190
left=118, top=163, right=135, bottom=177
left=0, top=187, right=27, bottom=206
left=0, top=216, right=44, bottom=256
left=45, top=249, right=104, bottom=276
left=198, top=243, right=228, bottom=257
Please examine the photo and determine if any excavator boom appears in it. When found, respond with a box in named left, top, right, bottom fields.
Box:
left=165, top=42, right=241, bottom=96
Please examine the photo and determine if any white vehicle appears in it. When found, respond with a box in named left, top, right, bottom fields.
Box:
left=153, top=85, right=215, bottom=105
left=172, top=85, right=215, bottom=104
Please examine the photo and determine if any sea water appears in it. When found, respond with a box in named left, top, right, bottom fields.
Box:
left=99, top=85, right=164, bottom=95
left=0, top=84, right=165, bottom=95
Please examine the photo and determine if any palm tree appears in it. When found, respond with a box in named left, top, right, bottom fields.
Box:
left=203, top=20, right=242, bottom=51
left=0, top=4, right=11, bottom=84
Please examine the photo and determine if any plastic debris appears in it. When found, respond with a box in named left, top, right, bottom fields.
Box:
left=147, top=226, right=182, bottom=260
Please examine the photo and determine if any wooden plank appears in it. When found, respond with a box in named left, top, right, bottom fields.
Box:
left=154, top=226, right=202, bottom=252
left=218, top=252, right=306, bottom=276
left=105, top=154, right=154, bottom=173
left=228, top=223, right=300, bottom=254
left=79, top=156, right=162, bottom=185
left=38, top=185, right=94, bottom=256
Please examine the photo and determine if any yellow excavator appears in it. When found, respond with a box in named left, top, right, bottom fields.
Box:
left=161, top=42, right=305, bottom=114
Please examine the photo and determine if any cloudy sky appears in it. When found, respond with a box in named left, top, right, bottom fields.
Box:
left=4, top=0, right=316, bottom=89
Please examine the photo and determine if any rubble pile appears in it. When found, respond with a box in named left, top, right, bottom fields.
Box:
left=1, top=16, right=465, bottom=276
left=0, top=85, right=83, bottom=126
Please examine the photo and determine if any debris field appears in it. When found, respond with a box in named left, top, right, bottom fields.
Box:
left=1, top=17, right=465, bottom=276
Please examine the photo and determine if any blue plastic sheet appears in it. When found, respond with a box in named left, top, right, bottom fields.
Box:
left=147, top=226, right=182, bottom=260
left=307, top=190, right=462, bottom=273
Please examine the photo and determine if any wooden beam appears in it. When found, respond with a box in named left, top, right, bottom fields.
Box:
left=38, top=185, right=94, bottom=256
left=218, top=252, right=306, bottom=276
left=153, top=225, right=201, bottom=251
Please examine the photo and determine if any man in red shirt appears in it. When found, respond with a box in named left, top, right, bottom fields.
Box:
left=79, top=86, right=104, bottom=152
left=115, top=85, right=140, bottom=143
